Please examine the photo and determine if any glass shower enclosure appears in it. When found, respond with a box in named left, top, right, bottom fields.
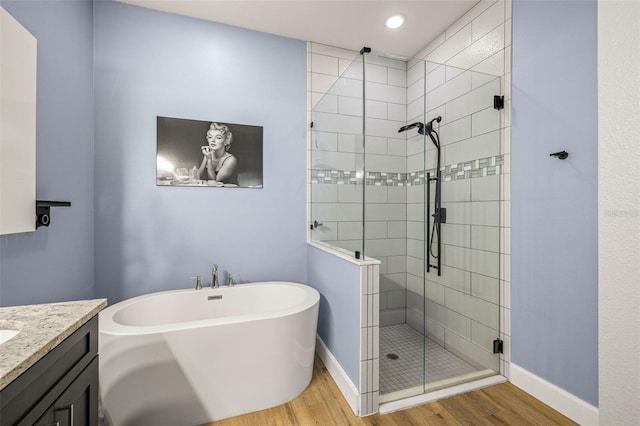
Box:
left=310, top=49, right=503, bottom=402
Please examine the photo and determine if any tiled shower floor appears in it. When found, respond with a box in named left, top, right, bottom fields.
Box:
left=379, top=324, right=481, bottom=395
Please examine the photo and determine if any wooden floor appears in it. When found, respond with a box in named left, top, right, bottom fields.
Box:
left=207, top=355, right=576, bottom=426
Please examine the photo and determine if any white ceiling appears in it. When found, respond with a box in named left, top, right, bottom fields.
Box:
left=115, top=0, right=479, bottom=59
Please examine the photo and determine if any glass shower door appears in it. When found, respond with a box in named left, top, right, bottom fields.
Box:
left=421, top=63, right=503, bottom=391
left=378, top=57, right=503, bottom=402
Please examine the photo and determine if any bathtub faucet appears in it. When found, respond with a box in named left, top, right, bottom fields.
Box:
left=212, top=264, right=219, bottom=288
left=190, top=275, right=203, bottom=290
left=227, top=273, right=235, bottom=287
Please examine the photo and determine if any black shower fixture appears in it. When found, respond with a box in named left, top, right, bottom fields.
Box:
left=425, top=116, right=442, bottom=135
left=398, top=116, right=442, bottom=136
left=398, top=116, right=445, bottom=276
left=399, top=116, right=442, bottom=152
left=398, top=122, right=425, bottom=134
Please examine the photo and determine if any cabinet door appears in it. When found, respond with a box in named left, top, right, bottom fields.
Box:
left=0, top=7, right=37, bottom=235
left=34, top=357, right=98, bottom=426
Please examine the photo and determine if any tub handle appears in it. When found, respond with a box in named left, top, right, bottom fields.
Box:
left=228, top=273, right=235, bottom=287
left=189, top=275, right=203, bottom=290
left=212, top=264, right=219, bottom=288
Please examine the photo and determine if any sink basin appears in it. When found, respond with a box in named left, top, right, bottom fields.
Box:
left=0, top=329, right=19, bottom=345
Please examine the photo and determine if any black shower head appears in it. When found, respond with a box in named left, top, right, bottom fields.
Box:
left=398, top=116, right=442, bottom=136
left=398, top=122, right=424, bottom=133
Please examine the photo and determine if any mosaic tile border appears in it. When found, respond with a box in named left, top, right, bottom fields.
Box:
left=311, top=155, right=503, bottom=186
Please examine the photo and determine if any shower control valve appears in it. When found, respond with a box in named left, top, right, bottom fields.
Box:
left=432, top=207, right=447, bottom=224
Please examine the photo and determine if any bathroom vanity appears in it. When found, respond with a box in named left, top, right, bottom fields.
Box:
left=0, top=300, right=107, bottom=425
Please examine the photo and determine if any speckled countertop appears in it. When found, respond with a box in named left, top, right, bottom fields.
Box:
left=0, top=299, right=107, bottom=391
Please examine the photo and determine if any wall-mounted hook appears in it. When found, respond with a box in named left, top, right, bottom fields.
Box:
left=550, top=151, right=569, bottom=160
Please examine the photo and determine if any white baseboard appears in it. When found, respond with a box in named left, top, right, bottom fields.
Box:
left=315, top=335, right=359, bottom=416
left=510, top=363, right=599, bottom=426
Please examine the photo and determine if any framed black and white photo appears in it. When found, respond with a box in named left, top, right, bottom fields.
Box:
left=156, top=116, right=263, bottom=188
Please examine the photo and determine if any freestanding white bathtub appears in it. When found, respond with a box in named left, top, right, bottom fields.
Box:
left=98, top=282, right=319, bottom=425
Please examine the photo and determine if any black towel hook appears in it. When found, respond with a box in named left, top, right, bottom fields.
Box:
left=550, top=151, right=569, bottom=160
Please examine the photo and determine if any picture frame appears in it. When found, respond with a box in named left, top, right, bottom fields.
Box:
left=156, top=116, right=263, bottom=188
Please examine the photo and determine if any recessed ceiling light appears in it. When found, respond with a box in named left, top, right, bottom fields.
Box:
left=386, top=14, right=405, bottom=29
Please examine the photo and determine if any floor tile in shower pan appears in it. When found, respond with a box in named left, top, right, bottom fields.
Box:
left=379, top=324, right=481, bottom=395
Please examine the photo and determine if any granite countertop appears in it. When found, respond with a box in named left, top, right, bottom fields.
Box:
left=0, top=299, right=107, bottom=392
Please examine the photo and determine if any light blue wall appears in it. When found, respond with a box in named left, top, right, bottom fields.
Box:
left=0, top=0, right=94, bottom=306
left=93, top=2, right=308, bottom=303
left=307, top=246, right=361, bottom=385
left=511, top=0, right=598, bottom=405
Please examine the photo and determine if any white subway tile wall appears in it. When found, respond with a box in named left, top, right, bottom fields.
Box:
left=307, top=0, right=511, bottom=409
left=359, top=263, right=380, bottom=415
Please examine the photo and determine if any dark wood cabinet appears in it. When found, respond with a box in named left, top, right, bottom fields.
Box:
left=33, top=357, right=98, bottom=426
left=0, top=316, right=99, bottom=426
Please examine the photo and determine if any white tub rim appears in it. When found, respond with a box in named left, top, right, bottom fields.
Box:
left=99, top=281, right=319, bottom=336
